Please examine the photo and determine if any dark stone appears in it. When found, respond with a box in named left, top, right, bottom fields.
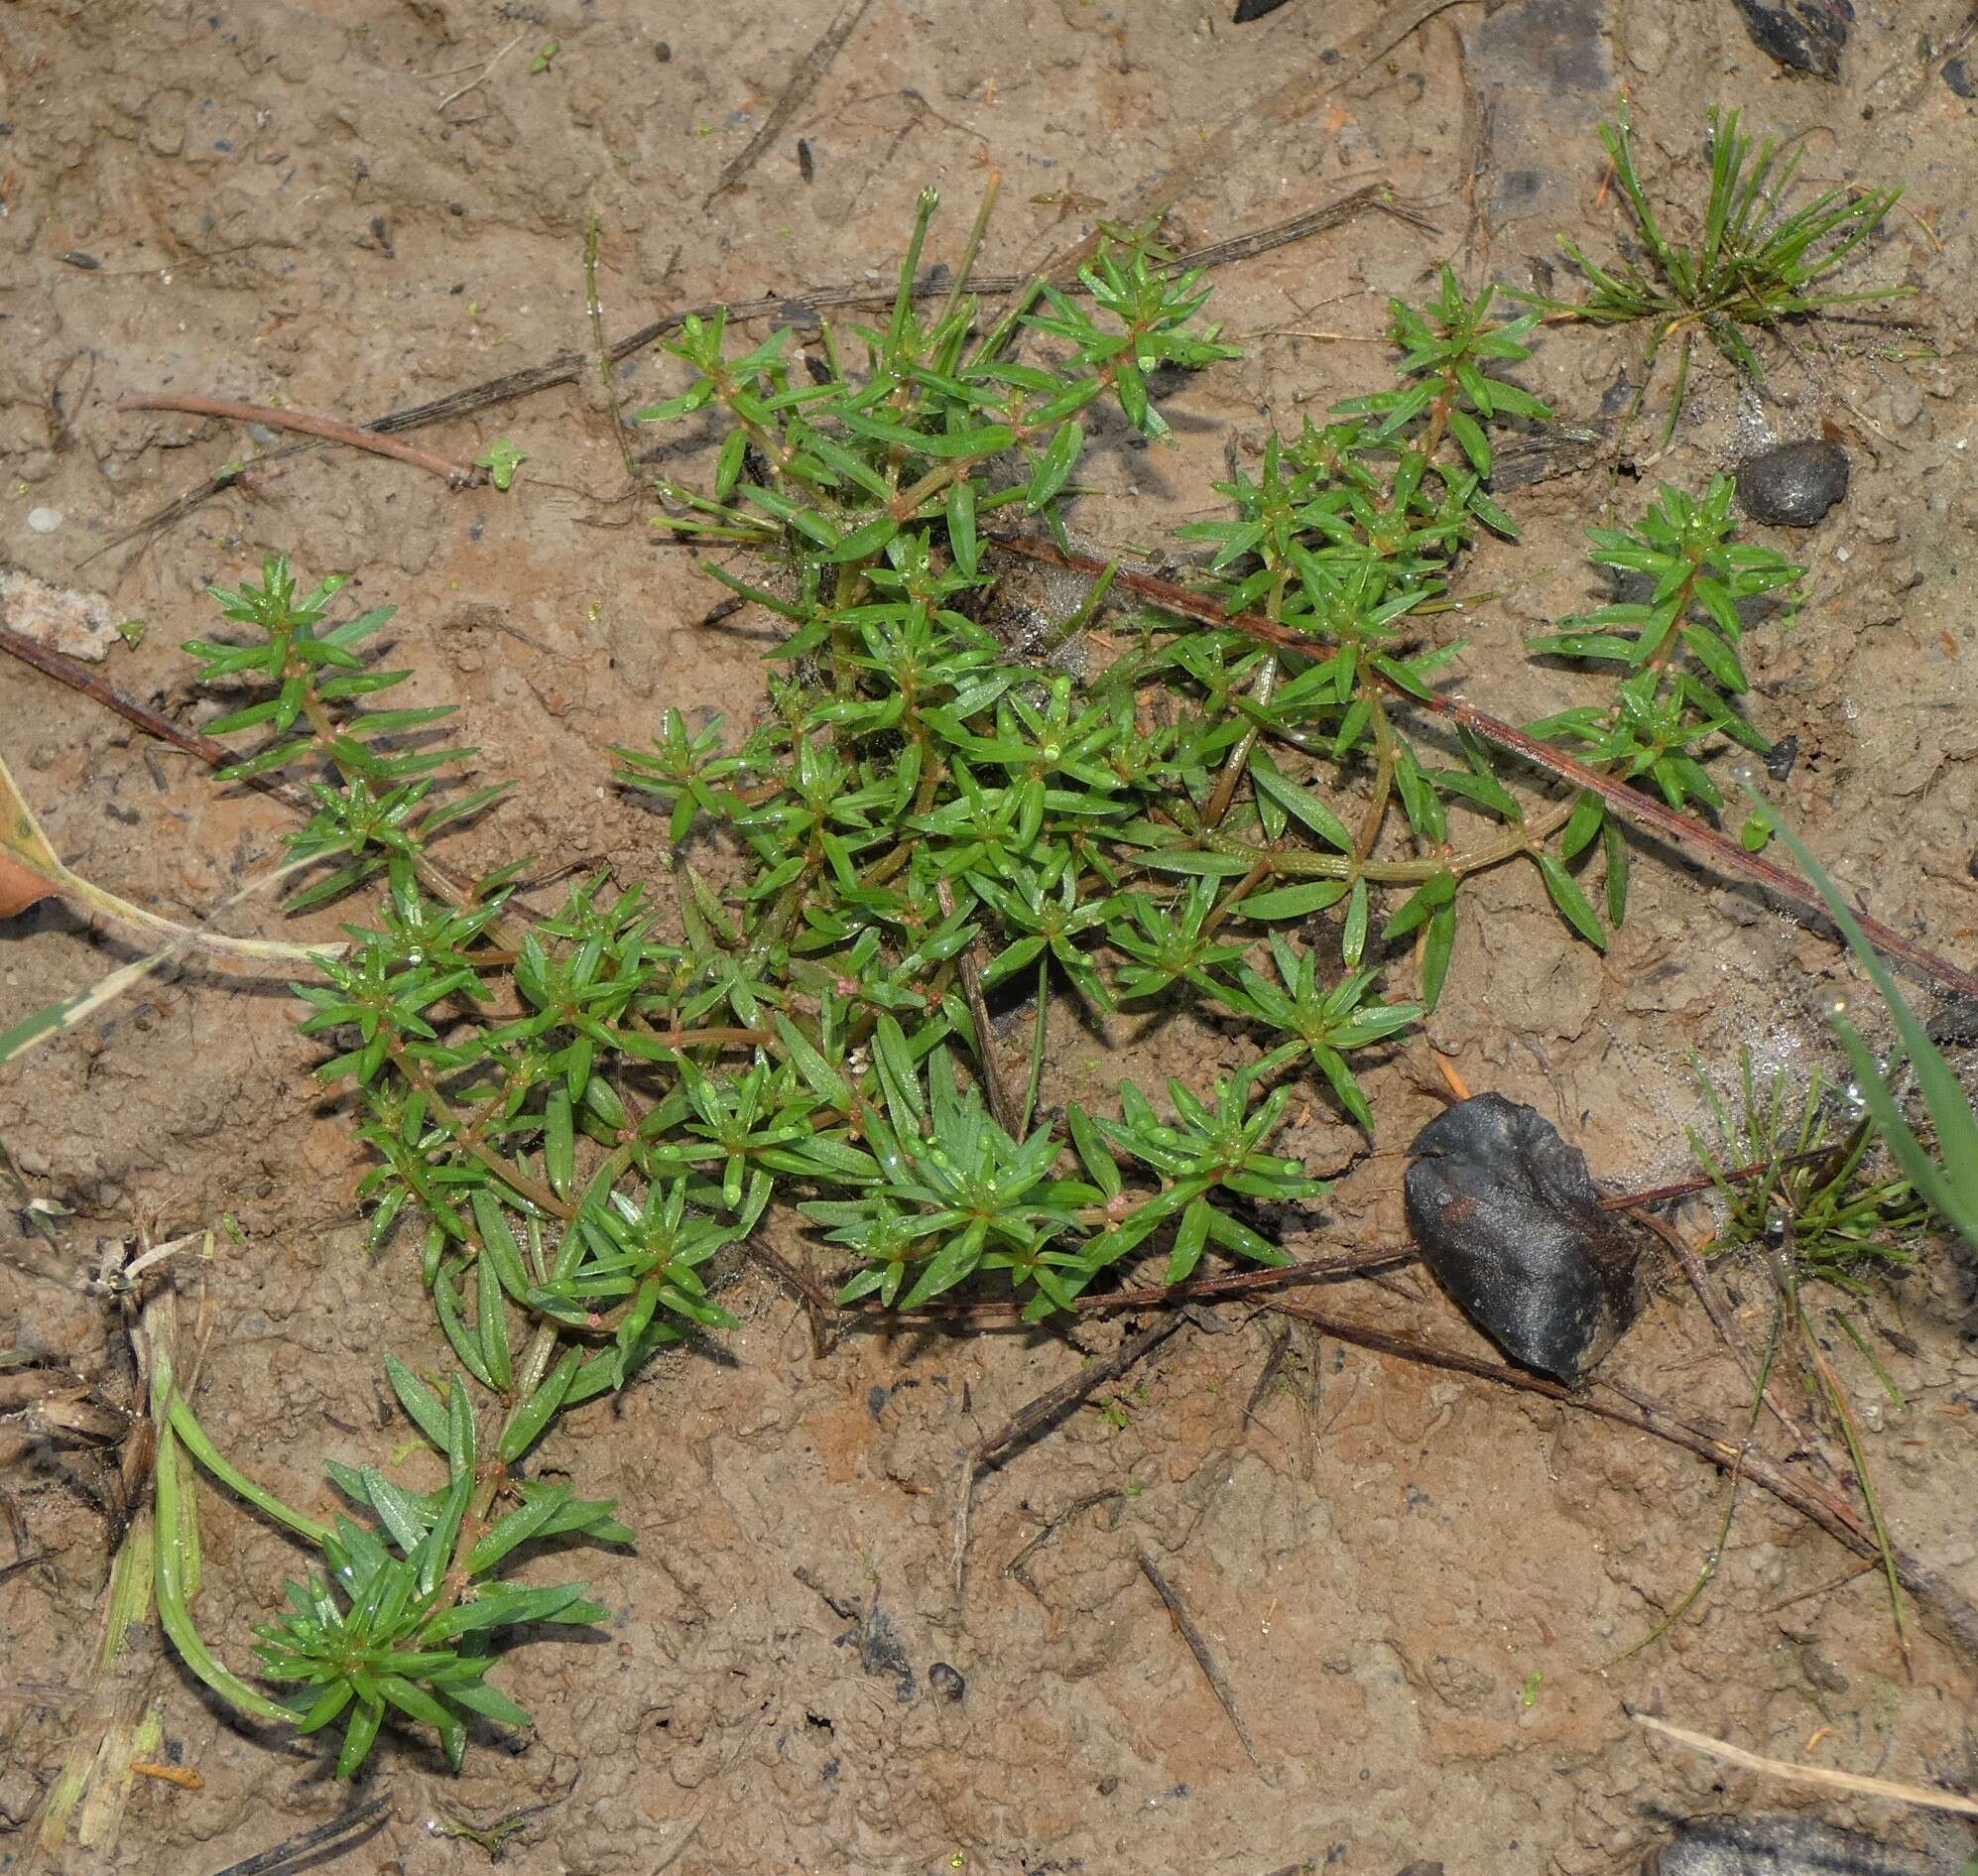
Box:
left=1734, top=439, right=1850, bottom=527
left=57, top=250, right=101, bottom=269
left=1651, top=1813, right=1929, bottom=1875
left=1761, top=732, right=1798, bottom=782
left=1730, top=0, right=1853, bottom=78
left=1233, top=0, right=1297, bottom=16
left=929, top=1661, right=965, bottom=1702
left=1403, top=1094, right=1644, bottom=1383
left=1945, top=55, right=1977, bottom=97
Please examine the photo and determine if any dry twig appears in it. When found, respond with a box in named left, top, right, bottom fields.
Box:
left=433, top=30, right=526, bottom=112
left=101, top=188, right=1419, bottom=555
left=121, top=395, right=483, bottom=488
left=954, top=1317, right=1184, bottom=1598
left=704, top=0, right=875, bottom=205
left=1139, top=1549, right=1259, bottom=1763
left=1634, top=1712, right=1978, bottom=1818
left=1265, top=1297, right=1978, bottom=1657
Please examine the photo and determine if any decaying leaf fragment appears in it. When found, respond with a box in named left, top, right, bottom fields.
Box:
left=1404, top=1092, right=1645, bottom=1383
left=0, top=749, right=324, bottom=961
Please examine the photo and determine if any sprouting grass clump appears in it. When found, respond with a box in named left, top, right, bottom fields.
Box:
left=1524, top=102, right=1910, bottom=438
left=1740, top=784, right=1978, bottom=1255
left=1688, top=1050, right=1925, bottom=1290
left=125, top=117, right=1942, bottom=1785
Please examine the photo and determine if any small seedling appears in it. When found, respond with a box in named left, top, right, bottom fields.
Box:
left=1689, top=1050, right=1925, bottom=1292
left=530, top=40, right=558, bottom=73
left=1739, top=783, right=1978, bottom=1254
left=1522, top=103, right=1909, bottom=438
left=1688, top=1034, right=1932, bottom=1663
left=476, top=438, right=529, bottom=490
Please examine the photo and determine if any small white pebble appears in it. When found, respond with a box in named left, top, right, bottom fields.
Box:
left=26, top=507, right=62, bottom=533
left=1834, top=546, right=1850, bottom=563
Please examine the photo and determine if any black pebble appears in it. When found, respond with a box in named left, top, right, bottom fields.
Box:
left=57, top=250, right=101, bottom=269
left=1762, top=731, right=1799, bottom=782
left=928, top=1662, right=965, bottom=1702
left=1654, top=1814, right=1929, bottom=1876
left=1946, top=56, right=1977, bottom=97
left=1233, top=0, right=1297, bottom=17
left=1734, top=438, right=1850, bottom=528
left=1403, top=1093, right=1645, bottom=1384
left=1729, top=0, right=1853, bottom=78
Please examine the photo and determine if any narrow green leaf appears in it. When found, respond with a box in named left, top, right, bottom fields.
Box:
left=384, top=1354, right=449, bottom=1450
left=1536, top=852, right=1608, bottom=950
left=476, top=1264, right=514, bottom=1391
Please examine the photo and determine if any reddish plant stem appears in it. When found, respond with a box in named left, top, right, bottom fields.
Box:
left=0, top=621, right=309, bottom=812
left=121, top=393, right=485, bottom=488
left=989, top=532, right=1978, bottom=1003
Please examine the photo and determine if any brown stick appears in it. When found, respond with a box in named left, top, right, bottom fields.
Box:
left=704, top=0, right=874, bottom=205
left=0, top=620, right=309, bottom=813
left=973, top=1317, right=1183, bottom=1471
left=1597, top=1146, right=1842, bottom=1211
left=120, top=395, right=484, bottom=488
left=813, top=1244, right=1415, bottom=1328
left=1265, top=1298, right=1978, bottom=1658
left=989, top=533, right=1978, bottom=1004
left=1004, top=1487, right=1125, bottom=1603
left=1395, top=688, right=1978, bottom=1005
left=1139, top=1549, right=1259, bottom=1764
left=1627, top=1202, right=1840, bottom=1476
left=954, top=1315, right=1185, bottom=1599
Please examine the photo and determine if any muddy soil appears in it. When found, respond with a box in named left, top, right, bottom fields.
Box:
left=4, top=2, right=1978, bottom=1872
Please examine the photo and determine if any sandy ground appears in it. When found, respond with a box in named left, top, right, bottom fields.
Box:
left=4, top=2, right=1978, bottom=1871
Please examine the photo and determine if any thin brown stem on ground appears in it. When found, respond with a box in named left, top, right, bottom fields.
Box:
left=120, top=395, right=484, bottom=487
